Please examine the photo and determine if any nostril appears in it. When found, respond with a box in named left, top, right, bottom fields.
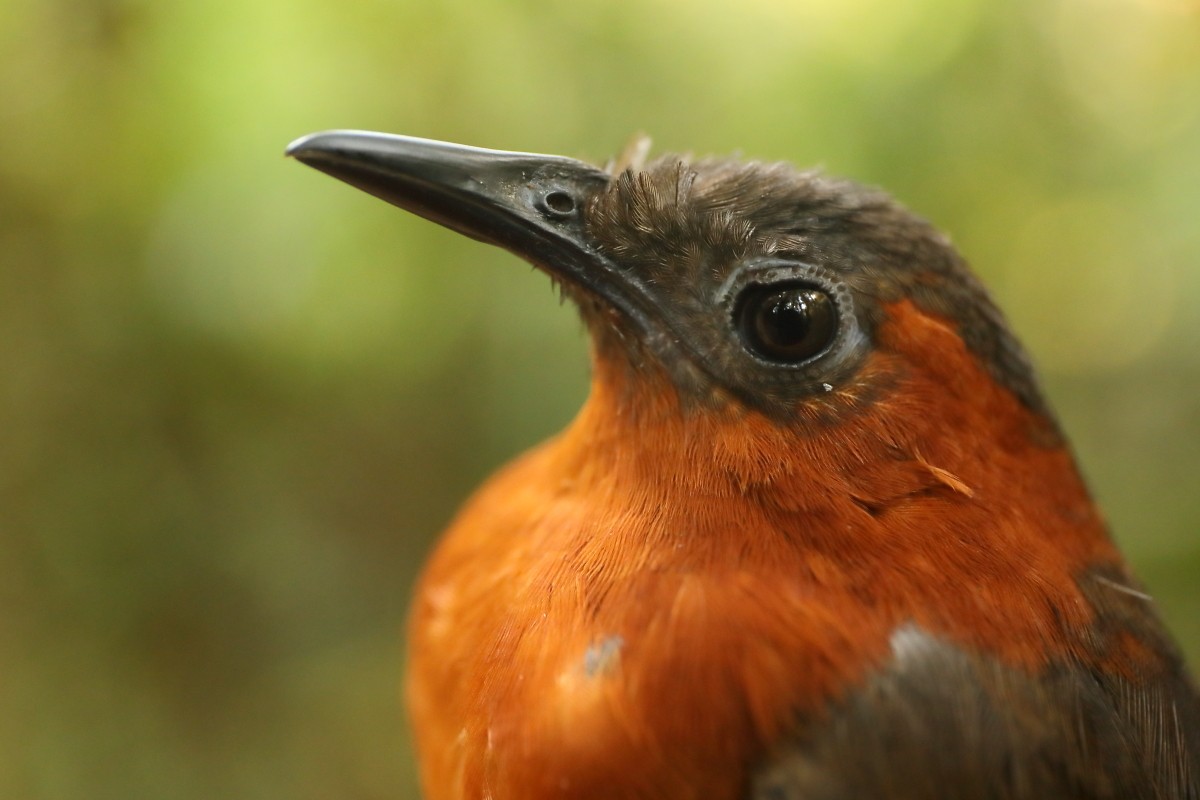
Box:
left=543, top=190, right=577, bottom=216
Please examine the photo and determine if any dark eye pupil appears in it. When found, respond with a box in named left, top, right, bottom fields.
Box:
left=738, top=284, right=838, bottom=363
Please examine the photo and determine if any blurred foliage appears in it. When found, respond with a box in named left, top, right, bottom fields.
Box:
left=2, top=0, right=1199, bottom=797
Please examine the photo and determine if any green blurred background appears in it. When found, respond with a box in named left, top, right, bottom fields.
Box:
left=3, top=0, right=1199, bottom=797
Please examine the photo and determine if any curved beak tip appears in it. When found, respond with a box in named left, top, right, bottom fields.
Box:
left=286, top=129, right=370, bottom=163
left=285, top=130, right=332, bottom=161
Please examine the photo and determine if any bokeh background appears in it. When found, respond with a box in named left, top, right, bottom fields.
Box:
left=3, top=0, right=1199, bottom=797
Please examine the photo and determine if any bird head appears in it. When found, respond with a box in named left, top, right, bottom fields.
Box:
left=286, top=131, right=1056, bottom=453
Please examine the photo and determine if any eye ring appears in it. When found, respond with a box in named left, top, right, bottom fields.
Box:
left=735, top=282, right=839, bottom=364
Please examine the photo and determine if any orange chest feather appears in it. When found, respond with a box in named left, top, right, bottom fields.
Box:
left=404, top=303, right=1122, bottom=800
left=406, top=438, right=1115, bottom=800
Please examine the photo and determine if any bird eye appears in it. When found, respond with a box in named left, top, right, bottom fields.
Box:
left=736, top=283, right=838, bottom=364
left=541, top=190, right=577, bottom=217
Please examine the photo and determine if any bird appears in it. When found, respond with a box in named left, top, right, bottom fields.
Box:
left=286, top=130, right=1200, bottom=800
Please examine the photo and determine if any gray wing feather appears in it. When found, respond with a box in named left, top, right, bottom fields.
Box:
left=753, top=621, right=1200, bottom=800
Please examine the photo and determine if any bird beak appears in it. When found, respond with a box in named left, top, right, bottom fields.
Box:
left=285, top=129, right=614, bottom=279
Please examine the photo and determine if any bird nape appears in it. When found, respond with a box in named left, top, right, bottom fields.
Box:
left=287, top=130, right=1200, bottom=800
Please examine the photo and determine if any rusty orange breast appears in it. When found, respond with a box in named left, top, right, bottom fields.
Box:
left=404, top=300, right=1123, bottom=800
